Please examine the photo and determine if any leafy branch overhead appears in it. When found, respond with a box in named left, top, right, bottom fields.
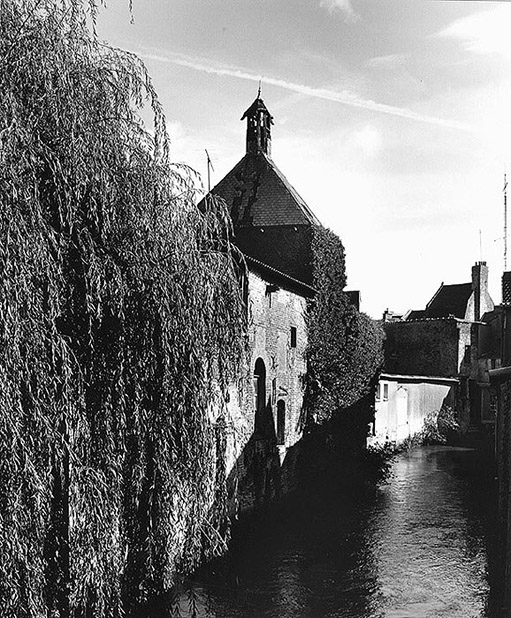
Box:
left=0, top=2, right=246, bottom=616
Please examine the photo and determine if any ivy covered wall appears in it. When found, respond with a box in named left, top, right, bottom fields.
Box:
left=306, top=226, right=384, bottom=425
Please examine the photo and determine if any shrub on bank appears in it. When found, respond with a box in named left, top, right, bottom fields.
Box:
left=420, top=405, right=459, bottom=445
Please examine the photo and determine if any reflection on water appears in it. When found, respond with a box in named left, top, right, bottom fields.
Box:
left=158, top=446, right=500, bottom=617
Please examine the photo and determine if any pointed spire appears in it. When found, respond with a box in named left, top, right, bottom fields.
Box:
left=241, top=87, right=274, bottom=156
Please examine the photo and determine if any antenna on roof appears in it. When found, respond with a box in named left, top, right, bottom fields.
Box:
left=479, top=229, right=483, bottom=262
left=205, top=149, right=214, bottom=193
left=504, top=168, right=508, bottom=271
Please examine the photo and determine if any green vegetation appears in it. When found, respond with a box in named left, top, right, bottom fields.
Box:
left=306, top=226, right=384, bottom=424
left=418, top=405, right=459, bottom=445
left=0, top=2, right=246, bottom=616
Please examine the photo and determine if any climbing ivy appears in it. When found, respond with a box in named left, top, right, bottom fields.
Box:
left=0, top=2, right=246, bottom=616
left=306, top=226, right=384, bottom=424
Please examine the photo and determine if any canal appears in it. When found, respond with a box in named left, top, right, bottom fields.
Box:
left=153, top=446, right=502, bottom=617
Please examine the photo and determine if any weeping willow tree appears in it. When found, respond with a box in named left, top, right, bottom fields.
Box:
left=0, top=1, right=246, bottom=616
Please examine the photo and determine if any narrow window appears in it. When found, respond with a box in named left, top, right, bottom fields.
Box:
left=277, top=400, right=285, bottom=445
left=383, top=383, right=389, bottom=401
left=375, top=384, right=381, bottom=401
left=290, top=326, right=297, bottom=348
left=254, top=358, right=266, bottom=434
left=242, top=273, right=249, bottom=312
left=463, top=345, right=471, bottom=365
left=272, top=378, right=277, bottom=405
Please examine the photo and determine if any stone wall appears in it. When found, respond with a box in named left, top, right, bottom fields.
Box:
left=384, top=318, right=463, bottom=377
left=493, top=376, right=511, bottom=609
left=223, top=269, right=308, bottom=513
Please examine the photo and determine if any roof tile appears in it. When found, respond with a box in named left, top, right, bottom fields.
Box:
left=212, top=152, right=320, bottom=227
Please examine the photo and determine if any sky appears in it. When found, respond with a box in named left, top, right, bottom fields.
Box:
left=97, top=0, right=511, bottom=319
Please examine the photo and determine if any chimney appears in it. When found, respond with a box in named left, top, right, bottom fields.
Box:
left=502, top=271, right=511, bottom=305
left=472, top=261, right=488, bottom=321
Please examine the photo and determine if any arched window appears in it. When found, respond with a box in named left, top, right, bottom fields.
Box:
left=254, top=358, right=266, bottom=433
left=277, top=400, right=285, bottom=445
left=254, top=359, right=266, bottom=411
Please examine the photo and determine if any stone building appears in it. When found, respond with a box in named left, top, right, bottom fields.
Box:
left=384, top=262, right=493, bottom=376
left=378, top=262, right=494, bottom=441
left=485, top=272, right=511, bottom=608
left=223, top=262, right=313, bottom=511
left=209, top=93, right=332, bottom=511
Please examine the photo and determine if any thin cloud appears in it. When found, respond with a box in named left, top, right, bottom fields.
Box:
left=437, top=5, right=511, bottom=61
left=365, top=53, right=409, bottom=69
left=320, top=0, right=360, bottom=23
left=140, top=49, right=474, bottom=132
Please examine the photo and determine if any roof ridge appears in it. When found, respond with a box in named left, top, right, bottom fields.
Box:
left=441, top=282, right=471, bottom=288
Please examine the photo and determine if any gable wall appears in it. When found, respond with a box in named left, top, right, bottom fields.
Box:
left=384, top=319, right=461, bottom=377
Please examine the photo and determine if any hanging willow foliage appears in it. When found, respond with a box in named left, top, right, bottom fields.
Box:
left=306, top=226, right=384, bottom=423
left=0, top=1, right=247, bottom=616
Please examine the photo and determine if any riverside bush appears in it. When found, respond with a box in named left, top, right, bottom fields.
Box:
left=420, top=405, right=459, bottom=445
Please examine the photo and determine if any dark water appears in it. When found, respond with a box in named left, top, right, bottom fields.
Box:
left=167, top=446, right=502, bottom=618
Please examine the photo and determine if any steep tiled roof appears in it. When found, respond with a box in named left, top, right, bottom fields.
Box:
left=241, top=98, right=273, bottom=124
left=424, top=282, right=472, bottom=319
left=212, top=152, right=320, bottom=228
left=405, top=309, right=426, bottom=320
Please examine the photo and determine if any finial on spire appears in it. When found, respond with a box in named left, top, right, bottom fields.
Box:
left=257, top=79, right=262, bottom=98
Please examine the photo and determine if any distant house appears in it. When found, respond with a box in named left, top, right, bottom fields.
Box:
left=382, top=309, right=405, bottom=323
left=369, top=373, right=458, bottom=446
left=411, top=261, right=493, bottom=322
left=376, top=262, right=494, bottom=442
left=385, top=262, right=493, bottom=376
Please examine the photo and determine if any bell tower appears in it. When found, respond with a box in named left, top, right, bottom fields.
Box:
left=241, top=87, right=274, bottom=156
